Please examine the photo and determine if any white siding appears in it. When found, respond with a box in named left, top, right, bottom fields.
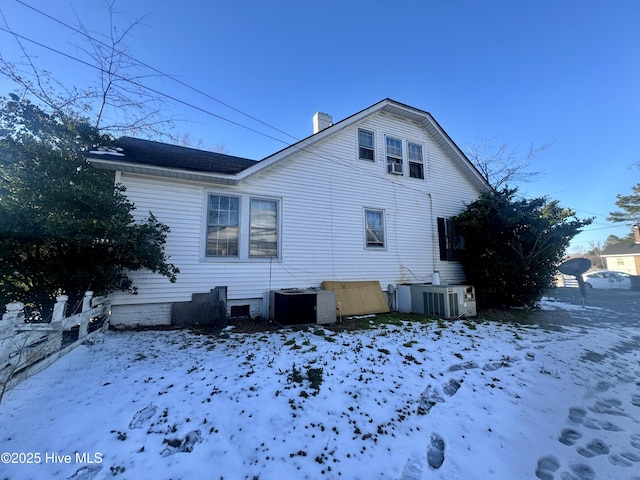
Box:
left=603, top=255, right=638, bottom=275
left=109, top=110, right=483, bottom=311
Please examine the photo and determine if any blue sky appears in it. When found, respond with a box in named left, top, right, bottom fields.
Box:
left=1, top=0, right=639, bottom=251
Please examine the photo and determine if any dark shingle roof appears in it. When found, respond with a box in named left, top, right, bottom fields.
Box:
left=96, top=136, right=258, bottom=175
left=601, top=242, right=640, bottom=256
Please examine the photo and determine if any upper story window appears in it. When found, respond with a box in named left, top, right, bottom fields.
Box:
left=365, top=209, right=385, bottom=248
left=385, top=136, right=403, bottom=174
left=408, top=142, right=424, bottom=179
left=207, top=194, right=240, bottom=257
left=250, top=198, right=278, bottom=257
left=358, top=129, right=375, bottom=161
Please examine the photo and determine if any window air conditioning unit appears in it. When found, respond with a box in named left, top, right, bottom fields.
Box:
left=269, top=289, right=336, bottom=325
left=388, top=162, right=403, bottom=174
left=409, top=285, right=476, bottom=319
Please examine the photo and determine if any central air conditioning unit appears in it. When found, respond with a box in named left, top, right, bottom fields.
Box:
left=269, top=289, right=336, bottom=325
left=409, top=285, right=476, bottom=319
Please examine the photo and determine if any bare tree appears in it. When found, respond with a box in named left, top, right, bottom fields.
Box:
left=465, top=137, right=550, bottom=189
left=0, top=1, right=173, bottom=138
left=175, top=132, right=229, bottom=153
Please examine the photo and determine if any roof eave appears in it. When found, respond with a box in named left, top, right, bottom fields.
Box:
left=88, top=156, right=240, bottom=185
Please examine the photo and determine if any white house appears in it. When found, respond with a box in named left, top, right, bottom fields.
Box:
left=600, top=225, right=640, bottom=275
left=87, top=99, right=490, bottom=326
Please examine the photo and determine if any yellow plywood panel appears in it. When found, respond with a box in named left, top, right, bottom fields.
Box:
left=321, top=280, right=390, bottom=316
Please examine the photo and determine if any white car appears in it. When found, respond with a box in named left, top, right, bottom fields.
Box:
left=583, top=271, right=632, bottom=289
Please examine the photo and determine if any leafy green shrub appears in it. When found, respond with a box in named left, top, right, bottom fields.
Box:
left=0, top=95, right=179, bottom=311
left=453, top=188, right=591, bottom=308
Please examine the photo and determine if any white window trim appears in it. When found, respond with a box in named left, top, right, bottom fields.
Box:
left=407, top=141, right=425, bottom=180
left=249, top=196, right=281, bottom=259
left=385, top=135, right=404, bottom=175
left=204, top=192, right=241, bottom=259
left=202, top=190, right=282, bottom=262
left=364, top=208, right=386, bottom=249
left=357, top=128, right=376, bottom=162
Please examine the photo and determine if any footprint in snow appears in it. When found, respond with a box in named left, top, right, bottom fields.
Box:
left=568, top=407, right=586, bottom=424
left=448, top=361, right=478, bottom=372
left=160, top=429, right=203, bottom=457
left=534, top=455, right=560, bottom=480
left=442, top=378, right=461, bottom=397
left=418, top=385, right=444, bottom=413
left=426, top=433, right=445, bottom=470
left=594, top=380, right=612, bottom=392
left=588, top=398, right=627, bottom=416
left=597, top=419, right=623, bottom=431
left=558, top=428, right=582, bottom=446
left=65, top=465, right=103, bottom=480
left=576, top=438, right=609, bottom=458
left=129, top=403, right=158, bottom=429
left=398, top=452, right=423, bottom=480
left=608, top=451, right=640, bottom=467
left=559, top=463, right=595, bottom=480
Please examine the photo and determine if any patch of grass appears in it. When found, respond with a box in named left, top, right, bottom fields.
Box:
left=307, top=367, right=323, bottom=390
left=288, top=363, right=304, bottom=384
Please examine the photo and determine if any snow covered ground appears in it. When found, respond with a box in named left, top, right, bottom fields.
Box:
left=1, top=298, right=639, bottom=480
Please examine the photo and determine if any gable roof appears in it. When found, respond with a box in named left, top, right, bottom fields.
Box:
left=88, top=99, right=489, bottom=191
left=601, top=242, right=640, bottom=256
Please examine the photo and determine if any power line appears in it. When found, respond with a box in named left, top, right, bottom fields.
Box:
left=15, top=0, right=302, bottom=145
left=0, top=25, right=294, bottom=146
left=0, top=21, right=444, bottom=196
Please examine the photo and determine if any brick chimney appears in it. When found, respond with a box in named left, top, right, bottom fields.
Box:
left=634, top=225, right=640, bottom=244
left=313, top=112, right=333, bottom=134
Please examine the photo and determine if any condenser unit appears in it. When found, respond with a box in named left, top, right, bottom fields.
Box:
left=409, top=285, right=476, bottom=319
left=269, top=289, right=336, bottom=326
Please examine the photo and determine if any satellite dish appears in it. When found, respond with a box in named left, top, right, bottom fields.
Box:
left=558, top=258, right=592, bottom=304
left=558, top=258, right=592, bottom=276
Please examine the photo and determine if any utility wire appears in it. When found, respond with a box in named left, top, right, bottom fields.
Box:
left=15, top=0, right=302, bottom=144
left=0, top=25, right=292, bottom=146
left=0, top=23, right=445, bottom=198
left=8, top=1, right=387, bottom=185
left=0, top=5, right=516, bottom=200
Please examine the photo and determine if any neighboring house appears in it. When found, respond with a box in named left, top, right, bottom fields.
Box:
left=87, top=99, right=490, bottom=326
left=601, top=225, right=640, bottom=274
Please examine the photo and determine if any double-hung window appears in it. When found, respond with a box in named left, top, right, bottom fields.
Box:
left=206, top=195, right=239, bottom=257
left=365, top=209, right=385, bottom=248
left=250, top=198, right=278, bottom=257
left=206, top=194, right=279, bottom=259
left=408, top=142, right=424, bottom=179
left=385, top=136, right=403, bottom=174
left=358, top=129, right=375, bottom=161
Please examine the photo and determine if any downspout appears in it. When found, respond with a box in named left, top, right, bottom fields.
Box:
left=427, top=193, right=436, bottom=272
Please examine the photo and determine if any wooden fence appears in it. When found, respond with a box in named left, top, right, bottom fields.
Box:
left=0, top=292, right=110, bottom=399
